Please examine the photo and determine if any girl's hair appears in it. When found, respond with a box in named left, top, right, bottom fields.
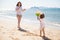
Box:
left=40, top=13, right=45, bottom=19
left=16, top=1, right=22, bottom=7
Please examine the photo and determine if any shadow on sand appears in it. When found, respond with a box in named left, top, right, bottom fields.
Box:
left=18, top=28, right=51, bottom=40
left=18, top=28, right=28, bottom=32
left=42, top=36, right=51, bottom=40
left=18, top=28, right=39, bottom=36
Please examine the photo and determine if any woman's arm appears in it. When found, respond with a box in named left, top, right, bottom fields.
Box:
left=16, top=9, right=19, bottom=12
left=22, top=9, right=26, bottom=11
left=16, top=7, right=20, bottom=12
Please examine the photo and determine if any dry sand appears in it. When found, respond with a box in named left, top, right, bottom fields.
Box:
left=0, top=17, right=60, bottom=40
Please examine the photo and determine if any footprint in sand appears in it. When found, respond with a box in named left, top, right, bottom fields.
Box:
left=0, top=26, right=3, bottom=29
left=14, top=38, right=20, bottom=40
left=0, top=26, right=4, bottom=32
left=2, top=32, right=5, bottom=34
left=9, top=36, right=19, bottom=40
left=23, top=32, right=39, bottom=36
left=1, top=26, right=4, bottom=28
left=0, top=26, right=7, bottom=30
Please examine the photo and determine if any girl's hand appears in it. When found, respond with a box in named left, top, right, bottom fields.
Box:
left=37, top=16, right=40, bottom=20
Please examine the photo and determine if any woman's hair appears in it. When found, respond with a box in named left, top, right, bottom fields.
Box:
left=40, top=13, right=45, bottom=19
left=16, top=1, right=22, bottom=7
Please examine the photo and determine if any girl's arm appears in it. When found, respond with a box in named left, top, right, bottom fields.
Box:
left=37, top=16, right=40, bottom=20
left=40, top=19, right=41, bottom=22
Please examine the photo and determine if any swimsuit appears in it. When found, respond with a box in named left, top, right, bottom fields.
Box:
left=16, top=6, right=22, bottom=15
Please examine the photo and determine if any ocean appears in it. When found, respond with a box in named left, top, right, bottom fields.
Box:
left=0, top=7, right=60, bottom=24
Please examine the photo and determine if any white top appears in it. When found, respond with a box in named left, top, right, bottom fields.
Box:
left=40, top=19, right=45, bottom=27
left=16, top=6, right=22, bottom=15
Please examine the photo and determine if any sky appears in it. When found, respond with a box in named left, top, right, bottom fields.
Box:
left=0, top=0, right=60, bottom=10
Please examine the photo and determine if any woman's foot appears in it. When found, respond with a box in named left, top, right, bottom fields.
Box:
left=40, top=35, right=42, bottom=37
left=18, top=27, right=21, bottom=30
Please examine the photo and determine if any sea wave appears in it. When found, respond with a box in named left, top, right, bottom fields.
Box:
left=0, top=14, right=60, bottom=27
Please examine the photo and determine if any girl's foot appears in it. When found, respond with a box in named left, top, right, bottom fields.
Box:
left=43, top=35, right=45, bottom=37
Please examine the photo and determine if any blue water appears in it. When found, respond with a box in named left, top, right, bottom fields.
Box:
left=0, top=7, right=60, bottom=24
left=23, top=7, right=60, bottom=24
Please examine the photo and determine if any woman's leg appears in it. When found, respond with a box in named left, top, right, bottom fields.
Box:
left=17, top=15, right=22, bottom=28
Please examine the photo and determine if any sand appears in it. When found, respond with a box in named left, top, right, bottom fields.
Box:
left=0, top=16, right=60, bottom=40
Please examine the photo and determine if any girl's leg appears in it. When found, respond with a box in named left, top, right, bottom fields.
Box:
left=40, top=28, right=42, bottom=36
left=42, top=28, right=45, bottom=36
left=40, top=30, right=42, bottom=36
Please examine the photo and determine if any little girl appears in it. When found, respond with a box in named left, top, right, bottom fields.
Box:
left=39, top=13, right=45, bottom=37
left=36, top=11, right=45, bottom=37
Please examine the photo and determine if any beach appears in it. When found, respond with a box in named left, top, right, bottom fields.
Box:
left=0, top=15, right=60, bottom=40
left=0, top=0, right=60, bottom=40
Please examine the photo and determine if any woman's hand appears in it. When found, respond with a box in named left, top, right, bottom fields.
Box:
left=16, top=9, right=20, bottom=12
left=22, top=9, right=26, bottom=11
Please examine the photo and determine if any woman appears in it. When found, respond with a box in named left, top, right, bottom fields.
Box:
left=16, top=1, right=25, bottom=30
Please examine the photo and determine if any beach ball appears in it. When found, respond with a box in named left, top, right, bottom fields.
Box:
left=35, top=11, right=41, bottom=16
